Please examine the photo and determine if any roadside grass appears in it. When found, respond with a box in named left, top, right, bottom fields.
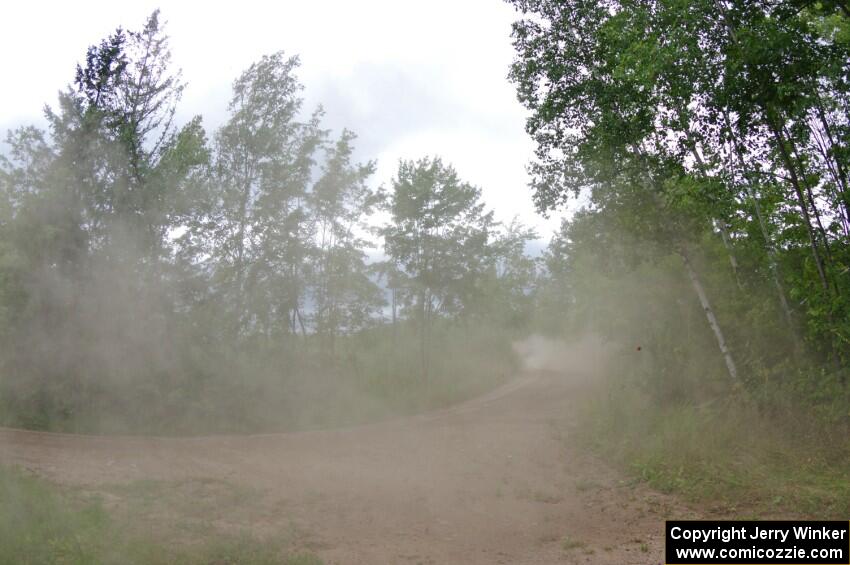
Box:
left=0, top=465, right=324, bottom=564
left=576, top=379, right=850, bottom=518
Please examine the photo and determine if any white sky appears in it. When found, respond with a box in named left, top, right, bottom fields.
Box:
left=0, top=0, right=566, bottom=242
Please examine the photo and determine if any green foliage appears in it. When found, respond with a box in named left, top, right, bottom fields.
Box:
left=382, top=157, right=495, bottom=321
left=382, top=158, right=520, bottom=378
left=310, top=129, right=384, bottom=355
left=513, top=0, right=850, bottom=502
left=0, top=465, right=108, bottom=564
left=0, top=466, right=322, bottom=564
left=578, top=372, right=850, bottom=518
left=0, top=11, right=533, bottom=433
left=508, top=0, right=850, bottom=365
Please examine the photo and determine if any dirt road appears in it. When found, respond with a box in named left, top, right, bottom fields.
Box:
left=0, top=369, right=694, bottom=564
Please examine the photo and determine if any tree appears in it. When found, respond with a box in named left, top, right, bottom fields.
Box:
left=0, top=11, right=207, bottom=429
left=382, top=157, right=495, bottom=377
left=310, top=130, right=384, bottom=356
left=45, top=10, right=187, bottom=258
left=469, top=219, right=538, bottom=330
left=198, top=52, right=324, bottom=338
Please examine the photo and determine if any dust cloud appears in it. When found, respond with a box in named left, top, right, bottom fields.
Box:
left=513, top=334, right=613, bottom=377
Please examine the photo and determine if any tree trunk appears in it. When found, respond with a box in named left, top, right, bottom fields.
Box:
left=418, top=289, right=429, bottom=379
left=391, top=285, right=398, bottom=345
left=784, top=124, right=835, bottom=265
left=715, top=219, right=744, bottom=291
left=680, top=249, right=739, bottom=381
left=767, top=120, right=831, bottom=293
left=295, top=307, right=308, bottom=339
left=724, top=114, right=798, bottom=333
left=812, top=99, right=850, bottom=233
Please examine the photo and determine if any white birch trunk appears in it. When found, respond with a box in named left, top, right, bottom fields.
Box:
left=680, top=250, right=739, bottom=381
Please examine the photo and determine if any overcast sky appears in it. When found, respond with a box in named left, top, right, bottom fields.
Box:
left=0, top=0, right=565, bottom=242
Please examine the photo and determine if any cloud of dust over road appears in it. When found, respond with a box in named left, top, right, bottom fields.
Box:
left=513, top=334, right=613, bottom=377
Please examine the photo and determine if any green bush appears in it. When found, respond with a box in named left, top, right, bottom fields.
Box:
left=578, top=371, right=850, bottom=517
left=0, top=465, right=324, bottom=564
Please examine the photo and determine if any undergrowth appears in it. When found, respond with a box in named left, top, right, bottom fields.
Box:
left=0, top=465, right=323, bottom=565
left=577, top=366, right=850, bottom=518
